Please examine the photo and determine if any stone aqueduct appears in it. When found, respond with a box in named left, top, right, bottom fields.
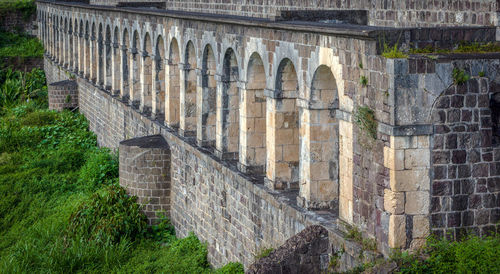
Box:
left=37, top=0, right=500, bottom=269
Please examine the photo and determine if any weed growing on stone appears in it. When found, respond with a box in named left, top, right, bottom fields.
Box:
left=354, top=106, right=377, bottom=140
left=255, top=247, right=274, bottom=259
left=452, top=68, right=470, bottom=85
left=382, top=43, right=408, bottom=59
left=479, top=71, right=486, bottom=77
left=360, top=75, right=368, bottom=87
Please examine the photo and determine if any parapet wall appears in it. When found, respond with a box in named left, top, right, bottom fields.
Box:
left=48, top=79, right=78, bottom=111
left=88, top=0, right=499, bottom=27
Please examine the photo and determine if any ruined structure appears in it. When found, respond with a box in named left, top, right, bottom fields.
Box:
left=37, top=0, right=500, bottom=270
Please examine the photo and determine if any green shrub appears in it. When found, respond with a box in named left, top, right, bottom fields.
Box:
left=393, top=236, right=500, bottom=273
left=78, top=148, right=118, bottom=189
left=382, top=43, right=408, bottom=59
left=355, top=106, right=377, bottom=140
left=67, top=184, right=148, bottom=244
left=0, top=68, right=47, bottom=111
left=0, top=31, right=43, bottom=58
left=215, top=262, right=245, bottom=274
left=0, top=0, right=36, bottom=21
left=20, top=110, right=57, bottom=126
left=255, top=247, right=274, bottom=259
left=452, top=68, right=470, bottom=85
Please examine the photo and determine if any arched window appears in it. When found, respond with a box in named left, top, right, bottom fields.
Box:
left=180, top=41, right=197, bottom=137
left=154, top=36, right=166, bottom=121
left=198, top=44, right=217, bottom=148
left=166, top=38, right=180, bottom=129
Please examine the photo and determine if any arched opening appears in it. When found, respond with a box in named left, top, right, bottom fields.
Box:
left=105, top=25, right=112, bottom=91
left=239, top=52, right=267, bottom=174
left=130, top=30, right=141, bottom=108
left=121, top=29, right=130, bottom=102
left=180, top=41, right=197, bottom=137
left=298, top=65, right=339, bottom=210
left=166, top=38, right=180, bottom=128
left=198, top=44, right=216, bottom=148
left=266, top=58, right=299, bottom=190
left=216, top=48, right=239, bottom=160
left=141, top=33, right=153, bottom=115
left=154, top=36, right=165, bottom=122
left=112, top=26, right=120, bottom=95
left=97, top=23, right=104, bottom=87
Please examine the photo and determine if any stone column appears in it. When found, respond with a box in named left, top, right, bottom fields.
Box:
left=297, top=100, right=339, bottom=210
left=112, top=42, right=119, bottom=95
left=96, top=38, right=104, bottom=87
left=179, top=63, right=196, bottom=137
left=78, top=33, right=83, bottom=75
left=120, top=45, right=128, bottom=101
left=339, top=119, right=354, bottom=224
left=265, top=93, right=300, bottom=190
left=90, top=36, right=96, bottom=83
left=129, top=47, right=138, bottom=107
left=151, top=55, right=159, bottom=119
left=238, top=82, right=267, bottom=174
left=140, top=51, right=152, bottom=115
left=384, top=135, right=431, bottom=249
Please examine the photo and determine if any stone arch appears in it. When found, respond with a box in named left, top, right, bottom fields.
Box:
left=105, top=24, right=112, bottom=90
left=239, top=52, right=267, bottom=174
left=166, top=38, right=181, bottom=128
left=298, top=65, right=339, bottom=210
left=141, top=32, right=153, bottom=115
left=198, top=43, right=217, bottom=148
left=266, top=58, right=300, bottom=189
left=154, top=35, right=166, bottom=121
left=121, top=28, right=130, bottom=101
left=180, top=40, right=198, bottom=137
left=216, top=48, right=240, bottom=160
left=130, top=29, right=141, bottom=107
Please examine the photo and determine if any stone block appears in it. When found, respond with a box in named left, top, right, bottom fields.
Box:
left=412, top=215, right=430, bottom=238
left=384, top=189, right=404, bottom=215
left=405, top=191, right=430, bottom=215
left=404, top=149, right=430, bottom=168
left=389, top=215, right=406, bottom=248
left=390, top=169, right=430, bottom=191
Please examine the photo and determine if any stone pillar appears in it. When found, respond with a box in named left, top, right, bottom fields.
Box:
left=384, top=135, right=431, bottom=249
left=165, top=59, right=180, bottom=128
left=119, top=135, right=171, bottom=225
left=238, top=82, right=267, bottom=174
left=112, top=42, right=120, bottom=96
left=90, top=36, right=96, bottom=83
left=179, top=63, right=196, bottom=137
left=129, top=47, right=139, bottom=107
left=97, top=38, right=104, bottom=87
left=265, top=95, right=300, bottom=190
left=140, top=52, right=152, bottom=115
left=48, top=80, right=78, bottom=111
left=120, top=45, right=128, bottom=101
left=339, top=120, right=354, bottom=224
left=297, top=102, right=339, bottom=210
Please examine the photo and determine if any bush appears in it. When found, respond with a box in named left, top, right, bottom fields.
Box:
left=0, top=31, right=43, bottom=58
left=215, top=262, right=245, bottom=274
left=394, top=236, right=500, bottom=273
left=0, top=68, right=47, bottom=111
left=0, top=0, right=36, bottom=21
left=67, top=184, right=148, bottom=244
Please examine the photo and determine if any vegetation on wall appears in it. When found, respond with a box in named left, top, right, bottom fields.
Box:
left=0, top=31, right=44, bottom=58
left=0, top=0, right=36, bottom=20
left=0, top=69, right=244, bottom=273
left=354, top=105, right=377, bottom=140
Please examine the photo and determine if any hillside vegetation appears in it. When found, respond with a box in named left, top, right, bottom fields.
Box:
left=0, top=69, right=243, bottom=273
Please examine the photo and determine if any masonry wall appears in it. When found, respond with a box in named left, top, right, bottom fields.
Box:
left=44, top=57, right=376, bottom=269
left=88, top=0, right=500, bottom=27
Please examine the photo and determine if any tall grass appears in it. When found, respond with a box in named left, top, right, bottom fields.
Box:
left=0, top=31, right=44, bottom=58
left=0, top=71, right=244, bottom=273
left=0, top=68, right=47, bottom=111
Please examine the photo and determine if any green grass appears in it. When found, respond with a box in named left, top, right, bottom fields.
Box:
left=0, top=69, right=244, bottom=273
left=409, top=42, right=500, bottom=55
left=0, top=31, right=44, bottom=58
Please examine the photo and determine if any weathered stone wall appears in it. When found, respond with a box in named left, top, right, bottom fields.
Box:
left=1, top=57, right=43, bottom=71
left=119, top=135, right=171, bottom=224
left=48, top=79, right=78, bottom=111
left=44, top=56, right=377, bottom=269
left=431, top=75, right=500, bottom=239
left=90, top=0, right=499, bottom=27
left=0, top=10, right=36, bottom=33
left=246, top=225, right=330, bottom=274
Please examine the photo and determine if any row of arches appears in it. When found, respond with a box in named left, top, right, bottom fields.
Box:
left=37, top=8, right=342, bottom=210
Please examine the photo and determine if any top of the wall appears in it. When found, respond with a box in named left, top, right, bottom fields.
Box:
left=38, top=0, right=498, bottom=46
left=85, top=0, right=499, bottom=28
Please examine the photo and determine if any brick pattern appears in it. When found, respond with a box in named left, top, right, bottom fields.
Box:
left=88, top=0, right=499, bottom=27
left=0, top=11, right=35, bottom=33
left=44, top=57, right=375, bottom=269
left=48, top=80, right=78, bottom=111
left=119, top=135, right=171, bottom=224
left=431, top=78, right=500, bottom=239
